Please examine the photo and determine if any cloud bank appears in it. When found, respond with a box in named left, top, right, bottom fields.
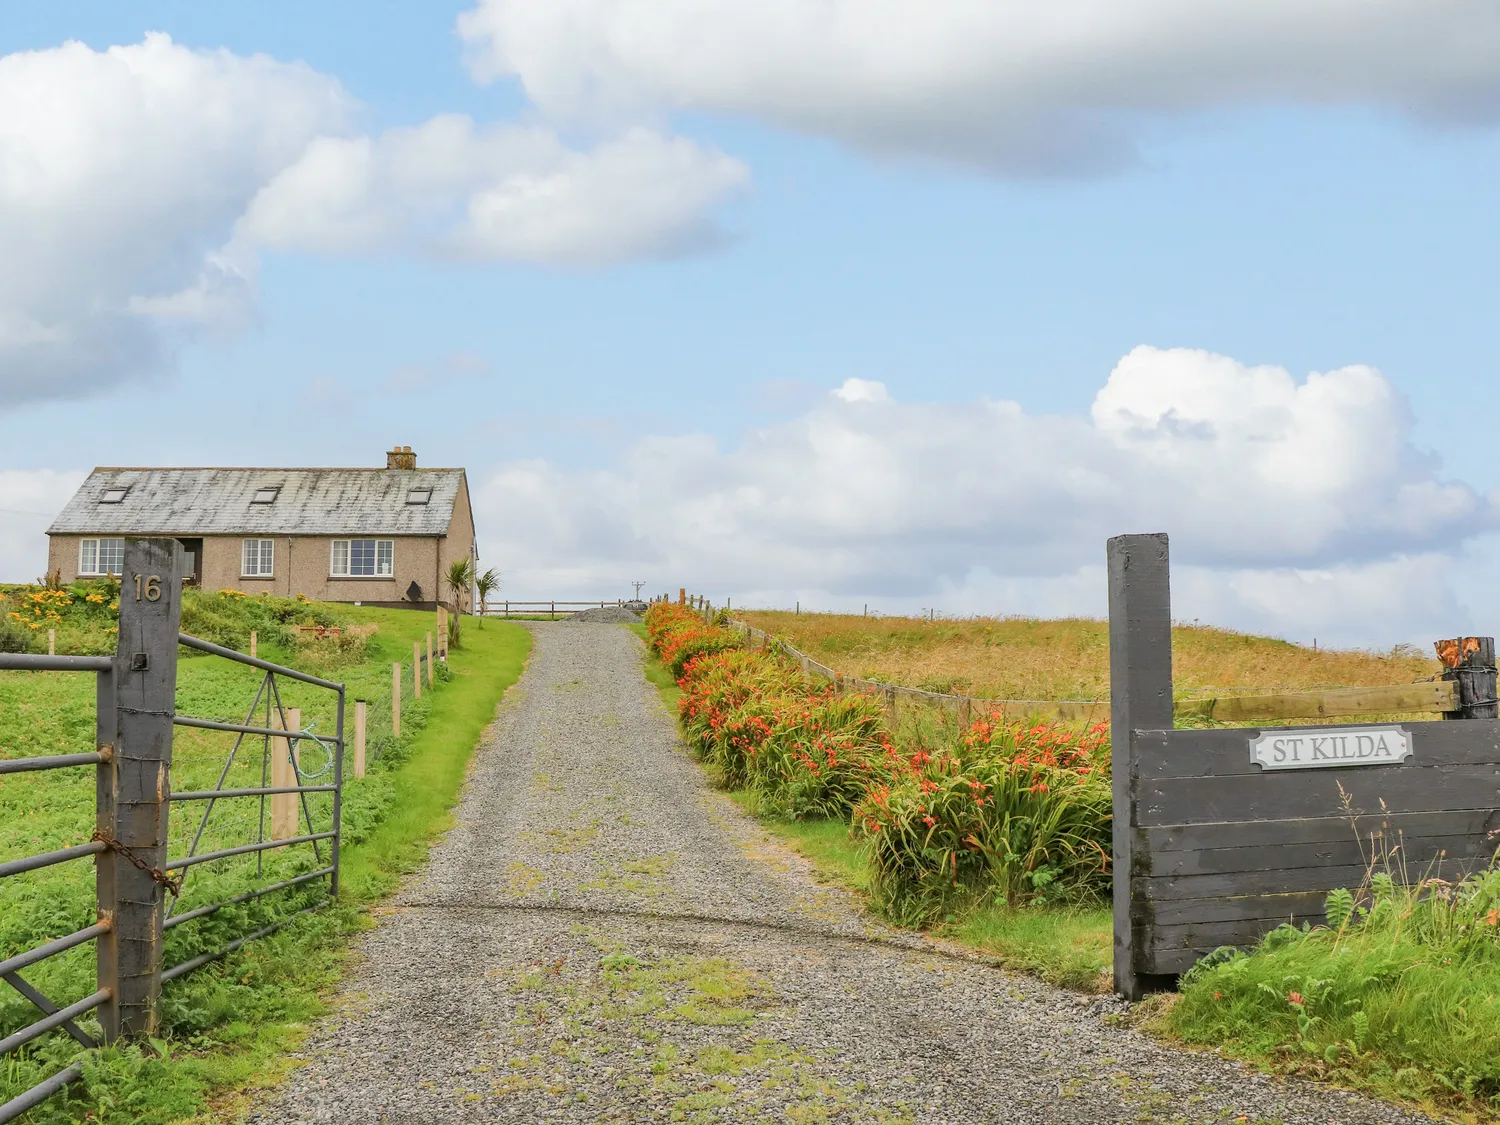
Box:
left=458, top=0, right=1500, bottom=173
left=473, top=347, right=1497, bottom=645
left=0, top=34, right=747, bottom=405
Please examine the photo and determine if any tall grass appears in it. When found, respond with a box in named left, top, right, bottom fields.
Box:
left=738, top=610, right=1438, bottom=702
left=1171, top=861, right=1500, bottom=1113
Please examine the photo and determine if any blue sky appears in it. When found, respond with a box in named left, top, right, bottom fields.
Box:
left=3, top=2, right=1499, bottom=645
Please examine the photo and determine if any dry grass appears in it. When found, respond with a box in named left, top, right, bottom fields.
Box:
left=736, top=611, right=1438, bottom=702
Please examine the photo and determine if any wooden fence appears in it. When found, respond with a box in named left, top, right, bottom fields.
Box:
left=1108, top=533, right=1499, bottom=998
left=714, top=614, right=1457, bottom=727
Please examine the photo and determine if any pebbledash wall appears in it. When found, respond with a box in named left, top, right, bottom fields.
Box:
left=46, top=531, right=471, bottom=609
left=45, top=448, right=476, bottom=610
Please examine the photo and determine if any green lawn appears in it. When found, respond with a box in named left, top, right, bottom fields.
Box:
left=0, top=606, right=530, bottom=1124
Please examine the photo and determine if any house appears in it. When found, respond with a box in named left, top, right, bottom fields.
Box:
left=45, top=447, right=475, bottom=610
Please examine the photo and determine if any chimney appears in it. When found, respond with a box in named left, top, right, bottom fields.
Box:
left=386, top=445, right=417, bottom=470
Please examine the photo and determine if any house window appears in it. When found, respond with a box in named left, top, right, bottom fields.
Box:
left=99, top=487, right=129, bottom=504
left=79, top=538, right=125, bottom=576
left=251, top=487, right=279, bottom=504
left=331, top=539, right=393, bottom=577
left=406, top=489, right=431, bottom=505
left=242, top=539, right=275, bottom=577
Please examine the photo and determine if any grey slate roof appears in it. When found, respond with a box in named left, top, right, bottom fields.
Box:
left=47, top=468, right=467, bottom=537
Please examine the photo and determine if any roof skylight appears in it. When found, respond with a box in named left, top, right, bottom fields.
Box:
left=99, top=487, right=128, bottom=504
left=251, top=487, right=280, bottom=504
left=406, top=489, right=432, bottom=505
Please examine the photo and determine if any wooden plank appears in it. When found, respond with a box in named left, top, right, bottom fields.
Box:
left=1135, top=721, right=1500, bottom=780
left=1138, top=763, right=1500, bottom=826
left=1175, top=680, right=1456, bottom=723
left=1145, top=916, right=1325, bottom=953
left=1108, top=532, right=1174, bottom=1000
left=1134, top=852, right=1480, bottom=903
left=1146, top=891, right=1330, bottom=927
left=1139, top=807, right=1500, bottom=852
left=1140, top=833, right=1485, bottom=877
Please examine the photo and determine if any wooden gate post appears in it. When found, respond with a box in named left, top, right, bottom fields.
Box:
left=1106, top=532, right=1175, bottom=1001
left=413, top=642, right=422, bottom=699
left=391, top=662, right=401, bottom=737
left=1436, top=637, right=1498, bottom=720
left=426, top=633, right=435, bottom=686
left=102, top=537, right=183, bottom=1039
left=353, top=700, right=367, bottom=779
left=271, top=708, right=301, bottom=839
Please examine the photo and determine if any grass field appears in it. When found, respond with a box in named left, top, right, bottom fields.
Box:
left=0, top=596, right=530, bottom=1124
left=737, top=610, right=1438, bottom=702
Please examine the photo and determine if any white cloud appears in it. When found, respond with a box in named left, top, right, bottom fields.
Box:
left=0, top=33, right=350, bottom=404
left=458, top=0, right=1500, bottom=172
left=0, top=35, right=747, bottom=405
left=239, top=119, right=748, bottom=264
left=833, top=378, right=892, bottom=405
left=472, top=347, right=1500, bottom=645
left=0, top=469, right=89, bottom=583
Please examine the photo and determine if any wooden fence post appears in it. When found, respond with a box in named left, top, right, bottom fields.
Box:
left=679, top=588, right=685, bottom=605
left=437, top=607, right=448, bottom=658
left=105, top=537, right=183, bottom=1038
left=391, top=662, right=401, bottom=738
left=426, top=633, right=434, bottom=686
left=353, top=699, right=367, bottom=779
left=271, top=707, right=300, bottom=839
left=249, top=630, right=257, bottom=658
left=1436, top=637, right=1498, bottom=720
left=48, top=629, right=55, bottom=656
left=1107, top=532, right=1176, bottom=1001
left=413, top=641, right=422, bottom=699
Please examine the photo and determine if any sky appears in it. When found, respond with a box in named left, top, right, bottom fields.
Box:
left=2, top=1, right=1500, bottom=647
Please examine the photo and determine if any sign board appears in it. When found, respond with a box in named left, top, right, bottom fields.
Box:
left=1248, top=726, right=1413, bottom=771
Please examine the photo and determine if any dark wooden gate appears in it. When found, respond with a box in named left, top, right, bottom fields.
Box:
left=1108, top=533, right=1500, bottom=999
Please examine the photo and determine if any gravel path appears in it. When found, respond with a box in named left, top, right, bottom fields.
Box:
left=245, top=624, right=1433, bottom=1125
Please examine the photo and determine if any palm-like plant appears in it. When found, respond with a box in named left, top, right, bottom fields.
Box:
left=474, top=567, right=501, bottom=628
left=445, top=558, right=474, bottom=647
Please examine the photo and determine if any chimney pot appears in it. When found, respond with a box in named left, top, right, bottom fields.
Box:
left=386, top=446, right=417, bottom=470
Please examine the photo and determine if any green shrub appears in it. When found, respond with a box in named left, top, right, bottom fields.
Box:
left=1172, top=865, right=1500, bottom=1111
left=853, top=716, right=1111, bottom=924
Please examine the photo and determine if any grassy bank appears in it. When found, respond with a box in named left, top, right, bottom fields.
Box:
left=738, top=610, right=1437, bottom=702
left=0, top=595, right=530, bottom=1124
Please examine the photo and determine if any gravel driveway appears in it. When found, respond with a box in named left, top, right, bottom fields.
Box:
left=244, top=623, right=1432, bottom=1125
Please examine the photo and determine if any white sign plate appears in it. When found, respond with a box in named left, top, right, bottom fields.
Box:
left=1249, top=726, right=1413, bottom=771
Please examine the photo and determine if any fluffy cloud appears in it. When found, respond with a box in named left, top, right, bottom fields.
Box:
left=0, top=35, right=747, bottom=405
left=238, top=119, right=747, bottom=264
left=0, top=34, right=350, bottom=403
left=458, top=0, right=1500, bottom=172
left=473, top=347, right=1498, bottom=644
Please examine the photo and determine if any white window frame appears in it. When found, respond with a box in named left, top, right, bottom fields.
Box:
left=330, top=538, right=394, bottom=578
left=79, top=538, right=125, bottom=576
left=242, top=539, right=275, bottom=578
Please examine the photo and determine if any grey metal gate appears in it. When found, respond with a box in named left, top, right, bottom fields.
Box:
left=0, top=538, right=345, bottom=1121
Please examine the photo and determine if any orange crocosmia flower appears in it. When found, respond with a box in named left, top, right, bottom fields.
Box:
left=1286, top=991, right=1304, bottom=1006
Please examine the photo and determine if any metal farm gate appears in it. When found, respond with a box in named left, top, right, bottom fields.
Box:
left=0, top=538, right=345, bottom=1120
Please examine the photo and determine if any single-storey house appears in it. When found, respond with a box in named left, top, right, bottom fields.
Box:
left=45, top=447, right=475, bottom=610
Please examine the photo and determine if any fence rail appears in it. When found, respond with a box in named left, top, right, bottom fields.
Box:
left=717, top=614, right=1456, bottom=726
left=479, top=600, right=632, bottom=620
